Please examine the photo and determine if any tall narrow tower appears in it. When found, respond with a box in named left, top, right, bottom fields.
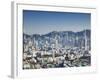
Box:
left=85, top=30, right=87, bottom=50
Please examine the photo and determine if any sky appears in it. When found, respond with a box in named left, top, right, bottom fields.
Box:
left=23, top=10, right=91, bottom=35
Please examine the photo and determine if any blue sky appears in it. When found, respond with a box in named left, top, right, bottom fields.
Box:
left=23, top=10, right=91, bottom=35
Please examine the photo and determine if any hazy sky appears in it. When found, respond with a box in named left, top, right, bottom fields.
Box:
left=23, top=10, right=91, bottom=35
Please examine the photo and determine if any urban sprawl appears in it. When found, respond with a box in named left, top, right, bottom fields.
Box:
left=23, top=30, right=91, bottom=69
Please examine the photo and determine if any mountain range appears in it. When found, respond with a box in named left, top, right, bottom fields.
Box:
left=23, top=29, right=91, bottom=49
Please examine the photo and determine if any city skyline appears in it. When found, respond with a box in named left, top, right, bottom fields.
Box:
left=23, top=10, right=91, bottom=35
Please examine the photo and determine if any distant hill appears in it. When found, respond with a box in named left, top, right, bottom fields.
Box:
left=23, top=29, right=91, bottom=49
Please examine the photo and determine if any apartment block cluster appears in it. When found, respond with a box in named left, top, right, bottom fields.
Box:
left=23, top=31, right=91, bottom=69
